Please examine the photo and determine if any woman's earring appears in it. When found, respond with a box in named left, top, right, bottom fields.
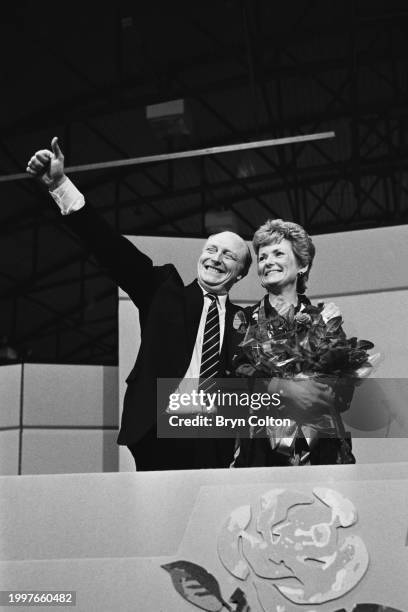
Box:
left=298, top=271, right=304, bottom=278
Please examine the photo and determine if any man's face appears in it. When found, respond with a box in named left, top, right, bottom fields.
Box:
left=197, top=231, right=248, bottom=294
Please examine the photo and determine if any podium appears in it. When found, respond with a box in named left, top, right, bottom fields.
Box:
left=1, top=464, right=408, bottom=611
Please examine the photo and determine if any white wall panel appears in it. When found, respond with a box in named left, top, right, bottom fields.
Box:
left=22, top=429, right=118, bottom=475
left=119, top=224, right=408, bottom=301
left=313, top=289, right=408, bottom=378
left=0, top=365, right=119, bottom=475
left=352, top=439, right=408, bottom=463
left=23, top=364, right=118, bottom=427
left=0, top=365, right=21, bottom=429
left=0, top=430, right=19, bottom=476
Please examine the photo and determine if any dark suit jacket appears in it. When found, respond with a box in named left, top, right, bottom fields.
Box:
left=63, top=205, right=247, bottom=470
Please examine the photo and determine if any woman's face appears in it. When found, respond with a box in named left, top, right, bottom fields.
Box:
left=257, top=238, right=306, bottom=292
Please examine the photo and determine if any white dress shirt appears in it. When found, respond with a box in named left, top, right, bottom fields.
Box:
left=183, top=289, right=227, bottom=378
left=49, top=176, right=85, bottom=214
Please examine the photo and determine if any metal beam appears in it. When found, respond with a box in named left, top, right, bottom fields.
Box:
left=0, top=132, right=335, bottom=183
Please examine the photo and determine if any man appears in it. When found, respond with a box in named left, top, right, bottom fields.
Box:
left=27, top=138, right=252, bottom=471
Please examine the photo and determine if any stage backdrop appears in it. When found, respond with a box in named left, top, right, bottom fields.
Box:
left=119, top=224, right=408, bottom=471
left=0, top=363, right=118, bottom=476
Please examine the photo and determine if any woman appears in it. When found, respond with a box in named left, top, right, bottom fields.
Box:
left=233, top=219, right=355, bottom=467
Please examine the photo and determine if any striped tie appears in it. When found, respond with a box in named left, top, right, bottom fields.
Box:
left=199, top=294, right=220, bottom=394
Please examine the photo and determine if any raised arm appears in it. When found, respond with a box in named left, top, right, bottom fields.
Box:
left=26, top=138, right=171, bottom=310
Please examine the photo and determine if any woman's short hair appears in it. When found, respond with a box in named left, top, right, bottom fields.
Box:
left=252, top=219, right=315, bottom=293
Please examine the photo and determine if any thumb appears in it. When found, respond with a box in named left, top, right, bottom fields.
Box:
left=51, top=136, right=64, bottom=159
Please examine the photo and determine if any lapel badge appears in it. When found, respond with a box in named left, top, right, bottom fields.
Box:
left=233, top=310, right=247, bottom=333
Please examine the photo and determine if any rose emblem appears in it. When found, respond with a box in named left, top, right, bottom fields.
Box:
left=217, top=488, right=369, bottom=608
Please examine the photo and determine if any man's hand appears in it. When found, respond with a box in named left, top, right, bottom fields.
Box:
left=26, top=137, right=66, bottom=190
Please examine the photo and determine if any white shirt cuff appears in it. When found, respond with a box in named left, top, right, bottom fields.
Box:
left=49, top=177, right=85, bottom=215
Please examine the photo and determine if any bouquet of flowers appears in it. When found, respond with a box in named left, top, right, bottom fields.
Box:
left=235, top=297, right=380, bottom=464
left=237, top=299, right=378, bottom=380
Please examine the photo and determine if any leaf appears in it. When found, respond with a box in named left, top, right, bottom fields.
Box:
left=325, top=315, right=343, bottom=333
left=161, top=560, right=231, bottom=611
left=356, top=339, right=375, bottom=350
left=286, top=304, right=295, bottom=325
left=299, top=335, right=311, bottom=351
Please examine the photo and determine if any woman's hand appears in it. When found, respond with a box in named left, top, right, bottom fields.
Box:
left=268, top=377, right=335, bottom=423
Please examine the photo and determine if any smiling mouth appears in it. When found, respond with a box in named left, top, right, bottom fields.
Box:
left=205, top=264, right=224, bottom=274
left=265, top=268, right=282, bottom=274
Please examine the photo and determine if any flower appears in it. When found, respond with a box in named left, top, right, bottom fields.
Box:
left=217, top=488, right=369, bottom=606
left=321, top=301, right=342, bottom=323
left=294, top=311, right=311, bottom=325
left=238, top=300, right=375, bottom=379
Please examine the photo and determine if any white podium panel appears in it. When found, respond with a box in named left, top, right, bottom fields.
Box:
left=1, top=464, right=408, bottom=611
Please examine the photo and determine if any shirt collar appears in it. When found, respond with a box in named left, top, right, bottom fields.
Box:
left=198, top=283, right=228, bottom=308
